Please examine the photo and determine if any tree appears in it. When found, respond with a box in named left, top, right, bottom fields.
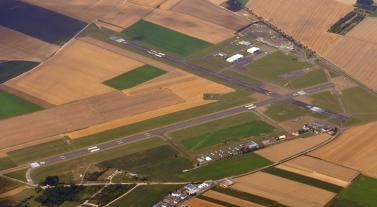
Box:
left=357, top=0, right=374, bottom=5
left=226, top=0, right=243, bottom=12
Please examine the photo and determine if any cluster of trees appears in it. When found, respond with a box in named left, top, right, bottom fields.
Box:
left=357, top=0, right=374, bottom=5
left=226, top=0, right=244, bottom=12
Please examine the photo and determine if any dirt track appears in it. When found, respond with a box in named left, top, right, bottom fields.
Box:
left=144, top=9, right=234, bottom=44
left=310, top=122, right=377, bottom=178
left=233, top=172, right=336, bottom=207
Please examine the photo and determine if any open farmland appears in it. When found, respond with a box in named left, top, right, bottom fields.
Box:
left=188, top=198, right=224, bottom=207
left=0, top=90, right=42, bottom=120
left=232, top=172, right=337, bottom=207
left=144, top=9, right=235, bottom=44
left=0, top=61, right=39, bottom=84
left=128, top=0, right=166, bottom=7
left=6, top=39, right=144, bottom=105
left=346, top=17, right=377, bottom=44
left=0, top=26, right=59, bottom=62
left=0, top=0, right=86, bottom=44
left=256, top=133, right=331, bottom=162
left=246, top=0, right=352, bottom=55
left=171, top=0, right=250, bottom=31
left=202, top=190, right=263, bottom=207
left=310, top=122, right=377, bottom=178
left=123, top=20, right=211, bottom=56
left=276, top=155, right=359, bottom=187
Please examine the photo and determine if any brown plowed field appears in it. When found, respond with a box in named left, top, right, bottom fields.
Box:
left=159, top=0, right=181, bottom=10
left=346, top=18, right=377, bottom=44
left=128, top=0, right=165, bottom=7
left=310, top=122, right=377, bottom=178
left=171, top=0, right=250, bottom=31
left=255, top=134, right=331, bottom=162
left=188, top=198, right=224, bottom=207
left=203, top=190, right=263, bottom=207
left=0, top=26, right=59, bottom=62
left=233, top=172, right=336, bottom=207
left=246, top=0, right=352, bottom=55
left=25, top=0, right=124, bottom=22
left=276, top=155, right=359, bottom=187
left=6, top=39, right=144, bottom=105
left=101, top=2, right=153, bottom=31
left=144, top=9, right=234, bottom=44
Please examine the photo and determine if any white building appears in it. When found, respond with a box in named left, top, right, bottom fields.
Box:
left=226, top=54, right=244, bottom=63
left=247, top=47, right=261, bottom=54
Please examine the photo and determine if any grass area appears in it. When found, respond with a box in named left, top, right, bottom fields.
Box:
left=4, top=169, right=28, bottom=182
left=310, top=91, right=342, bottom=113
left=239, top=0, right=249, bottom=6
left=109, top=185, right=178, bottom=207
left=7, top=138, right=74, bottom=164
left=197, top=195, right=238, bottom=207
left=97, top=145, right=193, bottom=181
left=371, top=9, right=377, bottom=17
left=90, top=184, right=135, bottom=206
left=0, top=90, right=42, bottom=119
left=285, top=69, right=328, bottom=89
left=262, top=167, right=343, bottom=193
left=71, top=89, right=254, bottom=148
left=0, top=157, right=17, bottom=171
left=179, top=153, right=271, bottom=181
left=341, top=87, right=377, bottom=113
left=31, top=138, right=165, bottom=184
left=212, top=187, right=287, bottom=207
left=170, top=112, right=274, bottom=152
left=0, top=61, right=39, bottom=83
left=245, top=52, right=311, bottom=81
left=122, top=20, right=211, bottom=56
left=0, top=177, right=23, bottom=194
left=329, top=175, right=377, bottom=207
left=264, top=101, right=312, bottom=121
left=0, top=187, right=37, bottom=207
left=222, top=70, right=262, bottom=85
left=104, top=65, right=166, bottom=90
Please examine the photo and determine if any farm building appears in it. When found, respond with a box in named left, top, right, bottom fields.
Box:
left=247, top=47, right=261, bottom=54
left=226, top=54, right=244, bottom=63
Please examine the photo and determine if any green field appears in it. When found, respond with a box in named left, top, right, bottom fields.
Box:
left=90, top=185, right=135, bottom=206
left=0, top=157, right=17, bottom=171
left=71, top=90, right=254, bottom=148
left=245, top=52, right=311, bottom=81
left=8, top=138, right=74, bottom=164
left=31, top=138, right=165, bottom=183
left=0, top=90, right=42, bottom=119
left=329, top=175, right=377, bottom=207
left=170, top=112, right=274, bottom=151
left=341, top=87, right=377, bottom=113
left=310, top=91, right=342, bottom=113
left=222, top=70, right=262, bottom=86
left=5, top=169, right=28, bottom=182
left=285, top=69, right=328, bottom=89
left=97, top=145, right=193, bottom=181
left=109, top=185, right=178, bottom=207
left=122, top=20, right=211, bottom=56
left=262, top=167, right=343, bottom=193
left=0, top=177, right=22, bottom=194
left=264, top=101, right=312, bottom=121
left=104, top=65, right=166, bottom=90
left=212, top=187, right=287, bottom=207
left=179, top=153, right=271, bottom=181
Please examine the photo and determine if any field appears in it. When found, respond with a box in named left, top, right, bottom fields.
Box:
left=128, top=0, right=166, bottom=7
left=202, top=190, right=263, bottom=207
left=329, top=175, right=377, bottom=207
left=0, top=61, right=39, bottom=84
left=256, top=133, right=331, bottom=162
left=246, top=0, right=352, bottom=55
left=4, top=169, right=28, bottom=182
left=245, top=52, right=312, bottom=81
left=171, top=0, right=250, bottom=31
left=0, top=90, right=42, bottom=120
left=188, top=198, right=224, bottom=207
left=0, top=177, right=22, bottom=195
left=169, top=112, right=274, bottom=152
left=263, top=101, right=312, bottom=121
left=276, top=155, right=359, bottom=187
left=109, top=185, right=178, bottom=207
left=6, top=39, right=144, bottom=105
left=346, top=17, right=377, bottom=44
left=310, top=122, right=377, bottom=178
left=340, top=87, right=377, bottom=113
left=0, top=0, right=86, bottom=44
left=0, top=26, right=59, bottom=62
left=285, top=69, right=328, bottom=89
left=232, top=172, right=336, bottom=207
left=144, top=9, right=235, bottom=44
left=122, top=20, right=211, bottom=56
left=309, top=91, right=342, bottom=113
left=0, top=157, right=17, bottom=171
left=97, top=145, right=193, bottom=181
left=179, top=153, right=271, bottom=181
left=104, top=65, right=167, bottom=90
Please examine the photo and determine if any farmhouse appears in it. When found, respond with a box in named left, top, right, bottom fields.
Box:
left=226, top=54, right=244, bottom=63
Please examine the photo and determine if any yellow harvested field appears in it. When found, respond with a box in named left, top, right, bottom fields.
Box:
left=0, top=90, right=183, bottom=151
left=310, top=122, right=377, bottom=178
left=346, top=18, right=377, bottom=44
left=255, top=134, right=331, bottom=162
left=324, top=37, right=377, bottom=91
left=246, top=0, right=352, bottom=55
left=208, top=0, right=226, bottom=5
left=276, top=155, right=359, bottom=187
left=0, top=26, right=59, bottom=62
left=6, top=39, right=144, bottom=105
left=188, top=198, right=224, bottom=207
left=233, top=172, right=336, bottom=207
left=159, top=0, right=182, bottom=10
left=101, top=2, right=153, bottom=30
left=144, top=9, right=234, bottom=44
left=335, top=0, right=356, bottom=5
left=0, top=186, right=29, bottom=199
left=203, top=190, right=263, bottom=207
left=171, top=0, right=250, bottom=31
left=128, top=0, right=165, bottom=7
